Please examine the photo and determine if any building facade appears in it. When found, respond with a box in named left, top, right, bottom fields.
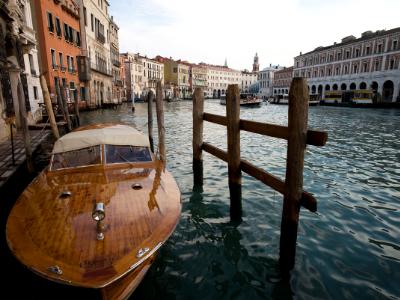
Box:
left=293, top=28, right=400, bottom=102
left=109, top=16, right=121, bottom=103
left=82, top=0, right=112, bottom=107
left=162, top=58, right=190, bottom=99
left=273, top=66, right=293, bottom=96
left=191, top=64, right=208, bottom=94
left=258, top=65, right=283, bottom=99
left=119, top=54, right=127, bottom=101
left=32, top=0, right=82, bottom=107
left=204, top=64, right=241, bottom=98
left=241, top=71, right=258, bottom=93
left=0, top=0, right=43, bottom=140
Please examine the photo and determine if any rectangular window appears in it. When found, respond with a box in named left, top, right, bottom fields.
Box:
left=28, top=54, right=35, bottom=75
left=69, top=26, right=74, bottom=43
left=393, top=40, right=398, bottom=51
left=76, top=32, right=81, bottom=47
left=33, top=86, right=38, bottom=100
left=51, top=49, right=56, bottom=67
left=71, top=57, right=75, bottom=72
left=47, top=12, right=54, bottom=32
left=64, top=23, right=69, bottom=40
left=59, top=52, right=63, bottom=67
left=91, top=14, right=94, bottom=32
left=55, top=17, right=61, bottom=36
left=83, top=7, right=87, bottom=26
left=67, top=55, right=71, bottom=72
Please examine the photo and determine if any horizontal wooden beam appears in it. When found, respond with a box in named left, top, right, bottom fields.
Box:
left=203, top=112, right=227, bottom=126
left=203, top=113, right=327, bottom=147
left=202, top=142, right=317, bottom=212
left=202, top=142, right=228, bottom=162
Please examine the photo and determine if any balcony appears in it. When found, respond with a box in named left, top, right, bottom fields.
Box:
left=52, top=63, right=58, bottom=70
left=77, top=56, right=91, bottom=81
left=91, top=62, right=112, bottom=77
left=112, top=60, right=121, bottom=67
left=96, top=32, right=105, bottom=44
left=113, top=79, right=123, bottom=87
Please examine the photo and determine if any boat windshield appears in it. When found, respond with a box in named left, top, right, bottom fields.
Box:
left=105, top=145, right=152, bottom=164
left=51, top=146, right=101, bottom=170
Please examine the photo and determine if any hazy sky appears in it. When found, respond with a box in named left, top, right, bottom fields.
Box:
left=110, top=0, right=399, bottom=71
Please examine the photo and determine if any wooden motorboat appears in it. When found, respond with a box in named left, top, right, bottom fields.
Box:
left=6, top=123, right=181, bottom=299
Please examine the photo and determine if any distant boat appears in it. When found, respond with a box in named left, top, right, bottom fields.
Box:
left=220, top=93, right=262, bottom=107
left=309, top=94, right=321, bottom=106
left=6, top=123, right=181, bottom=299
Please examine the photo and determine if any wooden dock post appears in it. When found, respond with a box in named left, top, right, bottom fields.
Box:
left=226, top=84, right=242, bottom=220
left=279, top=77, right=309, bottom=272
left=17, top=81, right=33, bottom=173
left=192, top=87, right=204, bottom=186
left=40, top=75, right=60, bottom=139
left=147, top=90, right=155, bottom=153
left=155, top=81, right=166, bottom=163
left=73, top=91, right=80, bottom=127
left=56, top=83, right=71, bottom=132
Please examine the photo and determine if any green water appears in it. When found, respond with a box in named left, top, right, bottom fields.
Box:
left=78, top=101, right=400, bottom=300
left=1, top=100, right=399, bottom=299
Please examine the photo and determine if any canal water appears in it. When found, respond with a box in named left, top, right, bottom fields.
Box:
left=1, top=101, right=399, bottom=299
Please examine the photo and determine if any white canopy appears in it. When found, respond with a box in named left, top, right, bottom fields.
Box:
left=53, top=124, right=150, bottom=154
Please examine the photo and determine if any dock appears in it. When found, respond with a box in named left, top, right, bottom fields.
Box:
left=0, top=130, right=50, bottom=189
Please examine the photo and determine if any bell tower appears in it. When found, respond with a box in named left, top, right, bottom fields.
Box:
left=253, top=53, right=259, bottom=72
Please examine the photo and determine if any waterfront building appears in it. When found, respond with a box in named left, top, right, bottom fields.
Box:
left=162, top=58, right=190, bottom=99
left=120, top=52, right=135, bottom=101
left=138, top=54, right=164, bottom=96
left=241, top=70, right=258, bottom=93
left=82, top=0, right=112, bottom=107
left=32, top=0, right=82, bottom=107
left=191, top=64, right=208, bottom=95
left=109, top=16, right=122, bottom=104
left=0, top=0, right=43, bottom=140
left=119, top=54, right=127, bottom=101
left=258, top=65, right=283, bottom=100
left=203, top=63, right=241, bottom=98
left=273, top=66, right=293, bottom=96
left=293, top=27, right=400, bottom=102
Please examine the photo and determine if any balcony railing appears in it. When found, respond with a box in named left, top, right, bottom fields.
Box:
left=91, top=62, right=112, bottom=76
left=77, top=56, right=91, bottom=81
left=52, top=63, right=58, bottom=70
left=60, top=66, right=66, bottom=72
left=112, top=60, right=121, bottom=67
left=113, top=79, right=123, bottom=87
left=96, top=32, right=105, bottom=44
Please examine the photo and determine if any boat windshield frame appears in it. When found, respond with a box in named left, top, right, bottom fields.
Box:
left=50, top=144, right=153, bottom=171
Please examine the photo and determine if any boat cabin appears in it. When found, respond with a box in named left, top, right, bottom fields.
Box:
left=50, top=124, right=153, bottom=171
left=323, top=91, right=342, bottom=104
left=352, top=89, right=373, bottom=104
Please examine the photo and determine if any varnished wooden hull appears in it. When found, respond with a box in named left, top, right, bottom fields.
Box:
left=6, top=159, right=181, bottom=297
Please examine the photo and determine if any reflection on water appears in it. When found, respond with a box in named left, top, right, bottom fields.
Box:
left=78, top=102, right=400, bottom=300
left=2, top=101, right=398, bottom=299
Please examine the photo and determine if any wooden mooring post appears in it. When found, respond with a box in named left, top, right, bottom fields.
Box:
left=226, top=85, right=242, bottom=220
left=147, top=90, right=155, bottom=153
left=192, top=79, right=328, bottom=271
left=192, top=87, right=204, bottom=186
left=40, top=75, right=60, bottom=139
left=17, top=80, right=33, bottom=173
left=155, top=81, right=166, bottom=163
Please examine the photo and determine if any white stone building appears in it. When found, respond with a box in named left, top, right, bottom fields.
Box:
left=293, top=27, right=400, bottom=102
left=82, top=0, right=112, bottom=107
left=203, top=64, right=241, bottom=98
left=241, top=71, right=258, bottom=93
left=258, top=65, right=283, bottom=100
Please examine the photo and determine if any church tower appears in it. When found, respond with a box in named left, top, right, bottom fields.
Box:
left=252, top=53, right=259, bottom=72
left=224, top=58, right=228, bottom=67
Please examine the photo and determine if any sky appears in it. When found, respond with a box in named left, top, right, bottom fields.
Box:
left=110, top=0, right=400, bottom=71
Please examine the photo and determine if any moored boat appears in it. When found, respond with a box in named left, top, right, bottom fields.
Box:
left=6, top=123, right=181, bottom=299
left=220, top=93, right=262, bottom=107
